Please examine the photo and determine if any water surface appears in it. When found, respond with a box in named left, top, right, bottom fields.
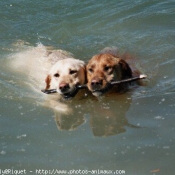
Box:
left=0, top=1, right=175, bottom=175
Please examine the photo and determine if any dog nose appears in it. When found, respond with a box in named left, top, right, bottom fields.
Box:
left=59, top=83, right=69, bottom=92
left=91, top=79, right=103, bottom=86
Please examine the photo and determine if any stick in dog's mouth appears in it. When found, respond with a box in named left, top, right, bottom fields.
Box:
left=41, top=84, right=87, bottom=95
left=110, top=74, right=147, bottom=85
left=41, top=74, right=147, bottom=95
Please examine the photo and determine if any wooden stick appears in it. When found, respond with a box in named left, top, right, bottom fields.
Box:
left=41, top=89, right=57, bottom=94
left=41, top=74, right=147, bottom=94
left=110, top=74, right=147, bottom=85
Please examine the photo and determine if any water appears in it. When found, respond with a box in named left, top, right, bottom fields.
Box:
left=1, top=0, right=175, bottom=174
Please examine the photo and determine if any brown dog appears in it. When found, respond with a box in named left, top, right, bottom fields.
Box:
left=86, top=53, right=134, bottom=96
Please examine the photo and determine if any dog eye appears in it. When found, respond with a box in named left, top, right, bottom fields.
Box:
left=70, top=70, right=77, bottom=74
left=88, top=68, right=93, bottom=73
left=54, top=73, right=59, bottom=77
left=104, top=66, right=111, bottom=71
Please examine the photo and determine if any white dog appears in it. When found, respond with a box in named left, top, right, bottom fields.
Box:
left=9, top=43, right=87, bottom=113
left=45, top=58, right=86, bottom=99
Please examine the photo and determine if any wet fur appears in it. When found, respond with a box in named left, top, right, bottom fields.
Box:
left=86, top=53, right=134, bottom=96
left=9, top=44, right=87, bottom=113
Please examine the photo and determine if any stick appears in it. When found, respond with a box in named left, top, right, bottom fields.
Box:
left=41, top=89, right=57, bottom=94
left=110, top=74, right=147, bottom=85
left=41, top=74, right=147, bottom=94
left=41, top=84, right=87, bottom=94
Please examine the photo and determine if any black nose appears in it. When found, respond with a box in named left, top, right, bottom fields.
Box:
left=91, top=79, right=103, bottom=90
left=59, top=83, right=69, bottom=92
left=91, top=79, right=102, bottom=85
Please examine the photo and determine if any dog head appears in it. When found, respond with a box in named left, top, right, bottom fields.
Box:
left=86, top=54, right=132, bottom=96
left=45, top=58, right=86, bottom=99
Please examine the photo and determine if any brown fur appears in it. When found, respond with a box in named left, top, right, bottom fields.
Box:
left=45, top=75, right=51, bottom=90
left=86, top=53, right=133, bottom=96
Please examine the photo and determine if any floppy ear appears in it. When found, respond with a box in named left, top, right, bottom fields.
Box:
left=82, top=65, right=87, bottom=84
left=78, top=65, right=87, bottom=84
left=45, top=75, right=51, bottom=90
left=118, top=59, right=132, bottom=79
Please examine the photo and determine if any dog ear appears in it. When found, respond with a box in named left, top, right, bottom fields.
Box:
left=118, top=59, right=132, bottom=79
left=45, top=75, right=51, bottom=90
left=83, top=65, right=87, bottom=84
left=78, top=65, right=87, bottom=84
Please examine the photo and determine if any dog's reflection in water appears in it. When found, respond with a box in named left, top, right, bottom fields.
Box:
left=89, top=94, right=136, bottom=137
left=53, top=93, right=138, bottom=136
left=55, top=113, right=85, bottom=131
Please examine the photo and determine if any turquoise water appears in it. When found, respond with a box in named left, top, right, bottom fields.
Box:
left=1, top=1, right=175, bottom=175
